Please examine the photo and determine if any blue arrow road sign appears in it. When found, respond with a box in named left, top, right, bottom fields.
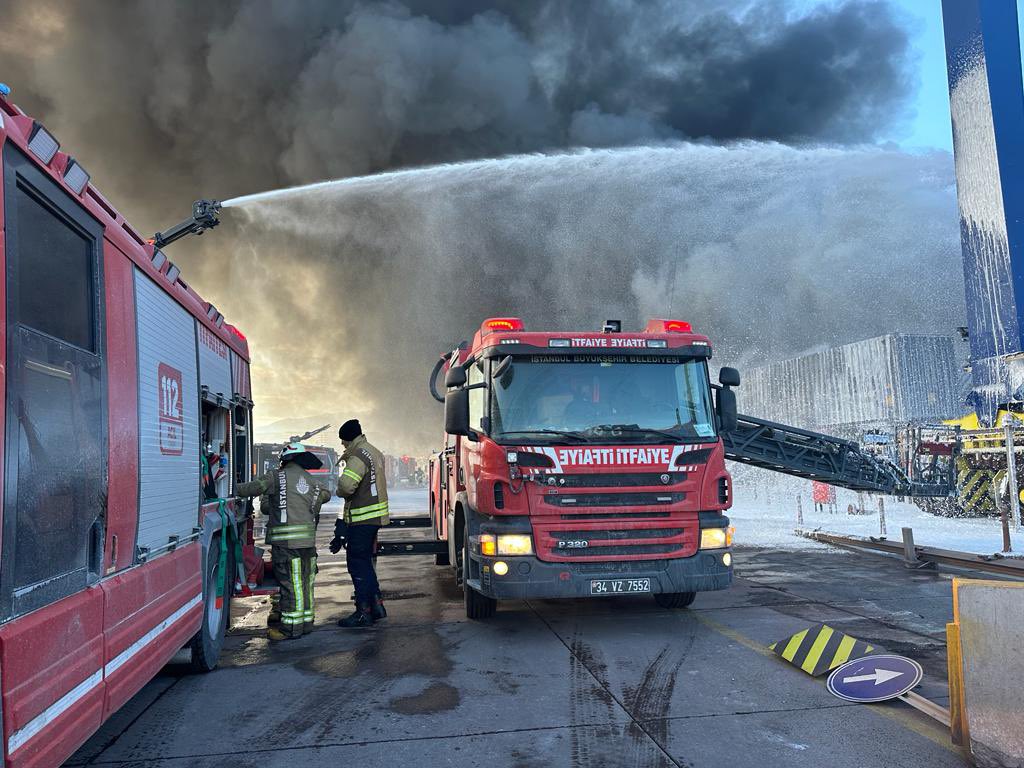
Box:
left=826, top=654, right=923, bottom=703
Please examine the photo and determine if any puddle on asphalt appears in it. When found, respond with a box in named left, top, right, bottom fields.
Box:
left=389, top=681, right=461, bottom=714
left=296, top=626, right=454, bottom=679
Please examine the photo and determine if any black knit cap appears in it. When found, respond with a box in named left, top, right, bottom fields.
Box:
left=339, top=419, right=363, bottom=441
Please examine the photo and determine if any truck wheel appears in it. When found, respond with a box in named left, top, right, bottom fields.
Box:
left=654, top=592, right=696, bottom=609
left=462, top=529, right=496, bottom=620
left=189, top=533, right=232, bottom=672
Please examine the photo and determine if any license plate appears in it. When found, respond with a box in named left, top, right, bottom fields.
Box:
left=590, top=578, right=652, bottom=595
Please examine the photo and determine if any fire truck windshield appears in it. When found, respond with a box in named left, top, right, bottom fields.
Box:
left=490, top=356, right=716, bottom=443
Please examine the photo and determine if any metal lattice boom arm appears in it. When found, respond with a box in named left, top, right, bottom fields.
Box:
left=723, top=414, right=950, bottom=497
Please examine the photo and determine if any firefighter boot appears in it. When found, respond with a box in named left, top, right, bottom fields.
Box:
left=338, top=605, right=374, bottom=628
left=268, top=592, right=281, bottom=626
left=267, top=627, right=294, bottom=642
left=372, top=595, right=387, bottom=621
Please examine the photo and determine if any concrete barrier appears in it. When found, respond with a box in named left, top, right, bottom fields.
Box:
left=947, top=579, right=1024, bottom=767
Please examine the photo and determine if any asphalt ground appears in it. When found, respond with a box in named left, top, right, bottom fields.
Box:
left=69, top=491, right=974, bottom=767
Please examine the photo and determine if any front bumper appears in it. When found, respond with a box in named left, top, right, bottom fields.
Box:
left=469, top=549, right=733, bottom=600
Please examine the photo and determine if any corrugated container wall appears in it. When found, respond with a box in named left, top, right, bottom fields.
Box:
left=739, top=334, right=963, bottom=434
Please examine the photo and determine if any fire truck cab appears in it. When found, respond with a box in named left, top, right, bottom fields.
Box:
left=0, top=89, right=257, bottom=767
left=429, top=317, right=737, bottom=619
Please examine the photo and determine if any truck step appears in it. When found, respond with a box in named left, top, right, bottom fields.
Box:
left=376, top=539, right=448, bottom=556
left=384, top=516, right=433, bottom=528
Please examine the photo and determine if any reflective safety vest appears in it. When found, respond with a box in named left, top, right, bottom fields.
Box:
left=238, top=462, right=329, bottom=548
left=338, top=435, right=390, bottom=526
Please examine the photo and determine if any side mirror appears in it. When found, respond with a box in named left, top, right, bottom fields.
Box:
left=445, top=389, right=471, bottom=436
left=445, top=365, right=468, bottom=388
left=492, top=355, right=513, bottom=380
left=716, top=386, right=738, bottom=433
left=719, top=367, right=740, bottom=388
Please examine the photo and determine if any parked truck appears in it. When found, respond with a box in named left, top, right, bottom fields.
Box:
left=0, top=88, right=267, bottom=767
left=254, top=425, right=339, bottom=497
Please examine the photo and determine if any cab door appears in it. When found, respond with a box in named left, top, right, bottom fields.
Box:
left=0, top=144, right=107, bottom=766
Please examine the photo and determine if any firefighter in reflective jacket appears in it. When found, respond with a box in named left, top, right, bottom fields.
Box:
left=237, top=442, right=331, bottom=641
left=331, top=420, right=390, bottom=628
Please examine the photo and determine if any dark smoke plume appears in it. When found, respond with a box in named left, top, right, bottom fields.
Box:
left=0, top=0, right=955, bottom=454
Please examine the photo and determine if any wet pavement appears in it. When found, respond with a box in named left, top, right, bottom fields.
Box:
left=69, top=492, right=973, bottom=767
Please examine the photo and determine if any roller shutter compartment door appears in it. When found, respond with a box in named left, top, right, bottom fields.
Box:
left=230, top=349, right=251, bottom=401
left=197, top=322, right=231, bottom=403
left=134, top=269, right=200, bottom=558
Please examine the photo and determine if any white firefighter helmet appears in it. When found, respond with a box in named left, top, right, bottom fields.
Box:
left=281, top=442, right=307, bottom=459
left=280, top=442, right=324, bottom=471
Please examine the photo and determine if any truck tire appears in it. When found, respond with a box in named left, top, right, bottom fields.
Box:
left=462, top=529, right=496, bottom=620
left=189, top=533, right=232, bottom=673
left=654, top=591, right=696, bottom=609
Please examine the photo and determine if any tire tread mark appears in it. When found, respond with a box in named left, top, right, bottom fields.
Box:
left=526, top=600, right=683, bottom=768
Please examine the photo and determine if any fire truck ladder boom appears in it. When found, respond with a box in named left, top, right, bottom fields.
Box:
left=723, top=414, right=951, bottom=497
left=290, top=423, right=332, bottom=443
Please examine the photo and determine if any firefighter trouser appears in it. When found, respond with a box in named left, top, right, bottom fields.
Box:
left=271, top=546, right=317, bottom=637
left=345, top=524, right=381, bottom=607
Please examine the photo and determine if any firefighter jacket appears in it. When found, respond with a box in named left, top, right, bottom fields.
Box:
left=238, top=462, right=331, bottom=548
left=337, top=435, right=390, bottom=526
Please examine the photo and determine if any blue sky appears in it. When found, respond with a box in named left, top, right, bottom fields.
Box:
left=873, top=0, right=1024, bottom=150
left=890, top=0, right=952, bottom=150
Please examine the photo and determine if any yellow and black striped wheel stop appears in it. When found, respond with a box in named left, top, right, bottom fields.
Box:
left=769, top=623, right=875, bottom=677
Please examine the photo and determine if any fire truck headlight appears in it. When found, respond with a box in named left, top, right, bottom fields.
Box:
left=700, top=528, right=728, bottom=549
left=497, top=534, right=533, bottom=556
left=493, top=561, right=509, bottom=576
left=722, top=552, right=732, bottom=567
left=479, top=534, right=497, bottom=557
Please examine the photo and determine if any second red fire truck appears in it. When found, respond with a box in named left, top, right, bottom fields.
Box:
left=428, top=317, right=737, bottom=618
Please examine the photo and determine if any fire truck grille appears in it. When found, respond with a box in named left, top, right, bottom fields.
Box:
left=551, top=543, right=681, bottom=557
left=560, top=512, right=671, bottom=520
left=543, top=492, right=685, bottom=508
left=541, top=472, right=687, bottom=488
left=573, top=560, right=670, bottom=573
left=536, top=523, right=693, bottom=561
left=555, top=528, right=683, bottom=540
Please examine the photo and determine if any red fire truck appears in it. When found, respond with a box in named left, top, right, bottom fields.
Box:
left=0, top=89, right=259, bottom=766
left=427, top=317, right=737, bottom=619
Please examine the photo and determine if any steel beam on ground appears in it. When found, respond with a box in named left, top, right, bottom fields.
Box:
left=796, top=529, right=1024, bottom=579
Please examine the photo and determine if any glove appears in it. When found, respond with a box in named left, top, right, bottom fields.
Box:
left=329, top=518, right=348, bottom=554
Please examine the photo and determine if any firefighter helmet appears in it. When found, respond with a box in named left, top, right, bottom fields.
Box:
left=281, top=442, right=307, bottom=458
left=280, top=442, right=324, bottom=471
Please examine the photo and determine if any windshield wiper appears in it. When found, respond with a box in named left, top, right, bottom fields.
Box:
left=589, top=424, right=689, bottom=442
left=498, top=429, right=588, bottom=443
